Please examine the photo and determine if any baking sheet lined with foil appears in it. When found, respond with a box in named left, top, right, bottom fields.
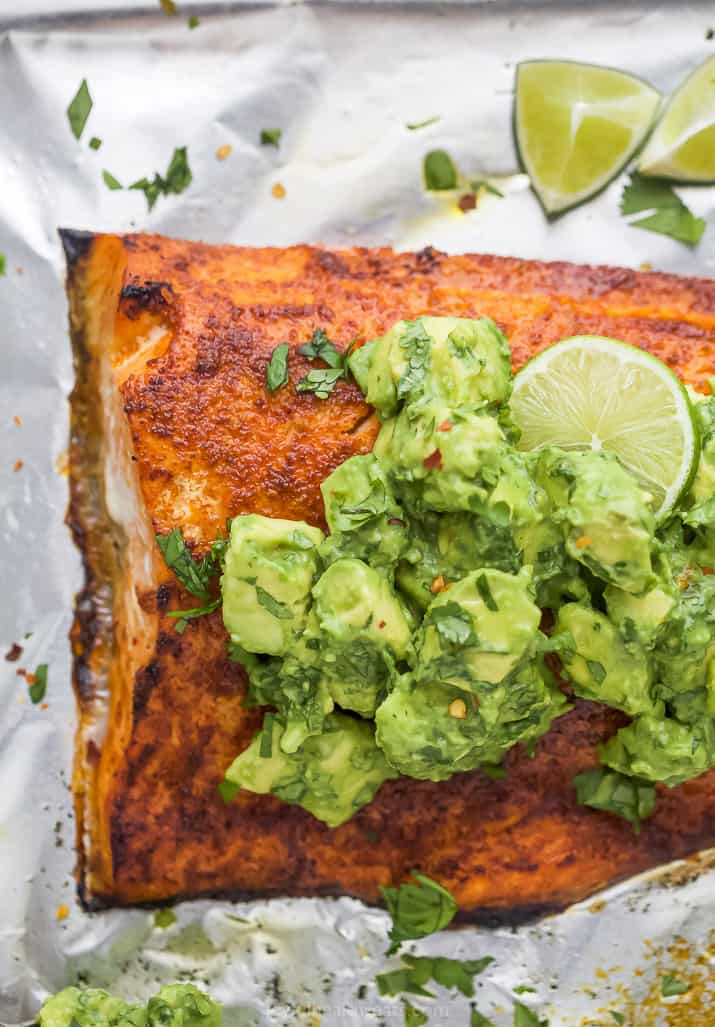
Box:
left=0, top=3, right=714, bottom=1025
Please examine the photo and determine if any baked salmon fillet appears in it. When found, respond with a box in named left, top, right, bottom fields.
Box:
left=62, top=230, right=715, bottom=916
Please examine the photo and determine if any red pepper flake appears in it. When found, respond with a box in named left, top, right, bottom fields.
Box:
left=5, top=643, right=23, bottom=662
left=703, top=567, right=714, bottom=575
left=423, top=449, right=443, bottom=470
left=13, top=459, right=23, bottom=472
left=13, top=415, right=21, bottom=426
left=16, top=667, right=27, bottom=678
left=40, top=702, right=49, bottom=710
left=387, top=517, right=405, bottom=526
left=458, top=192, right=477, bottom=213
left=25, top=671, right=36, bottom=685
left=378, top=620, right=386, bottom=629
left=437, top=420, right=453, bottom=432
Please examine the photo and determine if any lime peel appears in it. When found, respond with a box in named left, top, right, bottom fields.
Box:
left=510, top=335, right=699, bottom=520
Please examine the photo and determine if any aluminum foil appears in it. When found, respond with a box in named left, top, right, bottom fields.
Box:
left=1, top=3, right=714, bottom=1025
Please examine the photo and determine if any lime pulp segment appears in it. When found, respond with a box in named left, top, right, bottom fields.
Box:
left=515, top=60, right=661, bottom=214
left=510, top=335, right=699, bottom=519
left=638, top=55, right=715, bottom=182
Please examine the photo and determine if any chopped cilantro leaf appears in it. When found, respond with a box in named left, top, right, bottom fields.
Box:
left=471, top=1009, right=497, bottom=1027
left=159, top=0, right=178, bottom=12
left=130, top=146, right=192, bottom=211
left=218, top=777, right=239, bottom=803
left=574, top=766, right=656, bottom=832
left=402, top=1001, right=428, bottom=1027
left=165, top=596, right=221, bottom=628
left=154, top=909, right=176, bottom=928
left=299, top=328, right=344, bottom=368
left=377, top=954, right=493, bottom=999
left=406, top=116, right=440, bottom=131
left=428, top=602, right=478, bottom=646
left=296, top=329, right=359, bottom=398
left=188, top=15, right=200, bottom=28
left=476, top=573, right=499, bottom=612
left=513, top=986, right=536, bottom=995
left=29, top=664, right=48, bottom=704
left=102, top=170, right=123, bottom=191
left=67, top=79, right=93, bottom=140
left=255, top=585, right=293, bottom=620
left=382, top=871, right=458, bottom=954
left=610, top=1014, right=625, bottom=1025
left=266, top=343, right=290, bottom=392
left=513, top=1002, right=548, bottom=1027
left=396, top=320, right=432, bottom=401
left=260, top=713, right=275, bottom=758
left=0, top=254, right=5, bottom=277
left=89, top=137, right=102, bottom=150
left=620, top=173, right=705, bottom=246
left=156, top=528, right=215, bottom=601
left=586, top=659, right=606, bottom=684
left=661, top=975, right=689, bottom=997
left=260, top=128, right=282, bottom=147
left=296, top=367, right=345, bottom=399
left=423, top=149, right=457, bottom=191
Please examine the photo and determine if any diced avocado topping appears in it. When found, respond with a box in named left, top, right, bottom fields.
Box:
left=312, top=558, right=413, bottom=716
left=553, top=603, right=655, bottom=716
left=223, top=712, right=398, bottom=827
left=216, top=317, right=715, bottom=832
left=38, top=984, right=219, bottom=1027
left=221, top=514, right=323, bottom=655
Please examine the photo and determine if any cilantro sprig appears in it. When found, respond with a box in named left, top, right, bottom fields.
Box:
left=382, top=872, right=458, bottom=954
left=295, top=328, right=359, bottom=399
left=620, top=172, right=705, bottom=246
left=377, top=954, right=493, bottom=999
left=574, top=766, right=656, bottom=832
left=131, top=146, right=192, bottom=211
left=156, top=523, right=231, bottom=631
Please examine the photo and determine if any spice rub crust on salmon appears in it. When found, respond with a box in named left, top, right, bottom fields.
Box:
left=62, top=230, right=715, bottom=915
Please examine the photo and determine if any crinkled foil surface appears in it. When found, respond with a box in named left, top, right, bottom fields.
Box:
left=0, top=2, right=714, bottom=1024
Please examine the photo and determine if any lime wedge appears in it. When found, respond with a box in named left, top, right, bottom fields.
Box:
left=638, top=55, right=715, bottom=182
left=510, top=336, right=698, bottom=520
left=515, top=60, right=661, bottom=214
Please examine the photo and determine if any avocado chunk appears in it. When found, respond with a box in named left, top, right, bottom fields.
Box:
left=148, top=986, right=221, bottom=1027
left=319, top=453, right=410, bottom=576
left=356, top=316, right=511, bottom=420
left=416, top=567, right=541, bottom=693
left=375, top=663, right=568, bottom=781
left=312, top=558, right=413, bottom=716
left=652, top=570, right=715, bottom=723
left=224, top=712, right=398, bottom=826
left=605, top=577, right=677, bottom=649
left=534, top=447, right=656, bottom=594
left=374, top=401, right=515, bottom=515
left=38, top=985, right=220, bottom=1027
left=39, top=989, right=146, bottom=1027
left=395, top=511, right=521, bottom=612
left=221, top=514, right=323, bottom=656
left=554, top=602, right=655, bottom=716
left=233, top=617, right=335, bottom=755
left=601, top=713, right=715, bottom=787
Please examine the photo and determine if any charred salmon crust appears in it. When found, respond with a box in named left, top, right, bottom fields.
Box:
left=62, top=231, right=715, bottom=916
